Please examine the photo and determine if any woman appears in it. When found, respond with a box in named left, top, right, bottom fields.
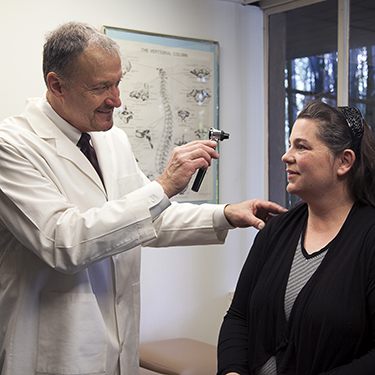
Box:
left=217, top=100, right=375, bottom=375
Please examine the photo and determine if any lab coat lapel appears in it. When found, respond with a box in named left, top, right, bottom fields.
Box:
left=55, top=133, right=107, bottom=195
left=90, top=131, right=115, bottom=199
left=23, top=98, right=107, bottom=195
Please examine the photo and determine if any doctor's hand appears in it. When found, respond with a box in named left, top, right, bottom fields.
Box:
left=156, top=140, right=219, bottom=198
left=224, top=198, right=287, bottom=230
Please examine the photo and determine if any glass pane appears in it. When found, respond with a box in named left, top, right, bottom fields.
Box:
left=268, top=0, right=338, bottom=208
left=349, top=0, right=375, bottom=131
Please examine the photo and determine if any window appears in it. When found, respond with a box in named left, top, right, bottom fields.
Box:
left=266, top=0, right=375, bottom=208
left=349, top=0, right=375, bottom=124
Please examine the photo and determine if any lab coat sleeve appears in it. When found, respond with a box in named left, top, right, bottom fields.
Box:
left=0, top=138, right=157, bottom=274
left=0, top=128, right=228, bottom=274
left=145, top=201, right=229, bottom=247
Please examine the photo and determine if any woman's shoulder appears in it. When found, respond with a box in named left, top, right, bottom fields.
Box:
left=350, top=202, right=375, bottom=227
left=340, top=203, right=375, bottom=250
left=266, top=201, right=308, bottom=230
left=256, top=201, right=308, bottom=245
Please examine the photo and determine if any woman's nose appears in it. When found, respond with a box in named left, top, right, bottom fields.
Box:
left=281, top=148, right=293, bottom=163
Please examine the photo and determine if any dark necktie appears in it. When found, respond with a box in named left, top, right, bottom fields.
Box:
left=77, top=133, right=104, bottom=183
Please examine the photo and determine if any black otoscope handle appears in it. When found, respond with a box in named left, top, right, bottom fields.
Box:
left=191, top=128, right=229, bottom=192
left=191, top=168, right=207, bottom=192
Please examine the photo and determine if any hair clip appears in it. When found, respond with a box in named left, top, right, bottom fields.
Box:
left=337, top=106, right=364, bottom=155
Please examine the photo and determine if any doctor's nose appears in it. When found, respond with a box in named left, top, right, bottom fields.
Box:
left=106, top=86, right=122, bottom=108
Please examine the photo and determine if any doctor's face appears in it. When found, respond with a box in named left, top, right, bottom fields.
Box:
left=60, top=46, right=123, bottom=133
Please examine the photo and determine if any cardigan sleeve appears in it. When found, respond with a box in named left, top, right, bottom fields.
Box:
left=320, top=350, right=375, bottom=375
left=217, top=222, right=274, bottom=375
left=319, top=234, right=375, bottom=375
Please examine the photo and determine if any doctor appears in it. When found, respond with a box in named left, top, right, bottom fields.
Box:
left=0, top=22, right=285, bottom=375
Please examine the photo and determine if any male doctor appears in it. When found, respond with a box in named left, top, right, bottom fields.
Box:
left=0, top=22, right=285, bottom=374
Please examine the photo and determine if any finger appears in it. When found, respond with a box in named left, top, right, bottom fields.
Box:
left=181, top=145, right=219, bottom=167
left=186, top=139, right=218, bottom=148
left=256, top=220, right=266, bottom=230
left=266, top=203, right=288, bottom=215
left=256, top=200, right=287, bottom=215
left=255, top=213, right=277, bottom=230
left=180, top=140, right=219, bottom=158
left=243, top=213, right=266, bottom=230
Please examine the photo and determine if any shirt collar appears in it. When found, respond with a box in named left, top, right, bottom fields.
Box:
left=38, top=93, right=82, bottom=145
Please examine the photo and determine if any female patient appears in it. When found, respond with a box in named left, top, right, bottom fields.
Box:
left=217, top=100, right=375, bottom=375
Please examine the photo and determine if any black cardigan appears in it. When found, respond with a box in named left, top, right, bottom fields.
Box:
left=217, top=202, right=375, bottom=375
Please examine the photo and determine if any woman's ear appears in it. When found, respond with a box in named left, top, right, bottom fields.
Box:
left=337, top=149, right=356, bottom=177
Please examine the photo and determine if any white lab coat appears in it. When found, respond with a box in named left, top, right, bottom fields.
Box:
left=0, top=98, right=228, bottom=375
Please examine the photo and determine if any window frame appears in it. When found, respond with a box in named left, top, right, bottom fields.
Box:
left=264, top=0, right=350, bottom=204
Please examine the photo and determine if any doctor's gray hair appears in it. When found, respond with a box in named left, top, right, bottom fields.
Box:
left=42, top=21, right=120, bottom=88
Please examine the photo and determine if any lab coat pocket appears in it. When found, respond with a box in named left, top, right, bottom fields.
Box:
left=37, top=292, right=106, bottom=375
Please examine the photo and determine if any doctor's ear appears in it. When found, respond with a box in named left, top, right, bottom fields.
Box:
left=337, top=149, right=356, bottom=177
left=46, top=72, right=67, bottom=99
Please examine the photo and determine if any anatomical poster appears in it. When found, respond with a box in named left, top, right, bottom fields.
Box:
left=103, top=26, right=219, bottom=203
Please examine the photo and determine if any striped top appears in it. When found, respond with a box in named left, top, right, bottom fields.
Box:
left=257, top=232, right=328, bottom=375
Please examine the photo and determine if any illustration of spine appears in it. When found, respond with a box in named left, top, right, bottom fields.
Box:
left=155, top=68, right=173, bottom=175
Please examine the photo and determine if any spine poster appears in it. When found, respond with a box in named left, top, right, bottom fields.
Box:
left=103, top=26, right=219, bottom=203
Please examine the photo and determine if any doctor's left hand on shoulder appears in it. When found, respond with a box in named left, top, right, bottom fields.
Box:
left=224, top=198, right=287, bottom=230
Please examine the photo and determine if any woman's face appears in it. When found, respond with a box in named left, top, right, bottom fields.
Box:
left=281, top=118, right=340, bottom=202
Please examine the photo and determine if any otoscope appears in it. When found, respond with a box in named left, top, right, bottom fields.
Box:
left=191, top=127, right=230, bottom=192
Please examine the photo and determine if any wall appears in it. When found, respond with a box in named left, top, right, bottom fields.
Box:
left=0, top=0, right=265, bottom=345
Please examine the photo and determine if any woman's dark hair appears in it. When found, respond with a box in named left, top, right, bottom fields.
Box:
left=42, top=22, right=120, bottom=87
left=297, top=99, right=375, bottom=207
